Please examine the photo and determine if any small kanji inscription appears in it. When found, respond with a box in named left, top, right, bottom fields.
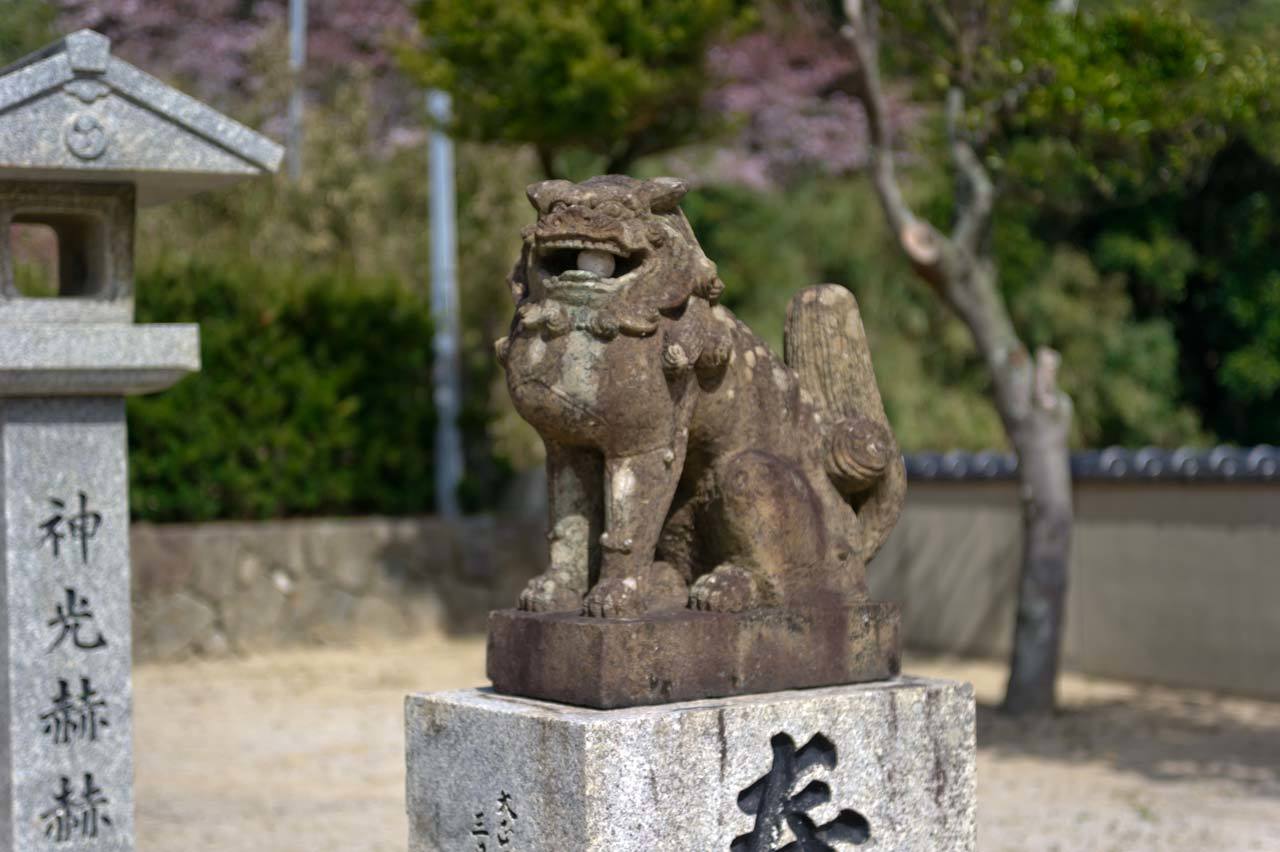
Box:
left=40, top=773, right=112, bottom=843
left=39, top=492, right=102, bottom=564
left=47, top=587, right=108, bottom=653
left=471, top=790, right=518, bottom=850
left=39, top=676, right=110, bottom=745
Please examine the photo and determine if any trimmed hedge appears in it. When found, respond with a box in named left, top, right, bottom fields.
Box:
left=128, top=262, right=436, bottom=522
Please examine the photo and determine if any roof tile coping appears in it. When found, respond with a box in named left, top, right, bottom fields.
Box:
left=904, top=446, right=1279, bottom=482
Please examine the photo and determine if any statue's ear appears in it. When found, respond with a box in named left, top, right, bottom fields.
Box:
left=526, top=180, right=574, bottom=213
left=639, top=177, right=688, bottom=212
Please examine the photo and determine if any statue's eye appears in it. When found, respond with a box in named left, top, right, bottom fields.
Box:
left=547, top=200, right=569, bottom=213
left=598, top=201, right=626, bottom=218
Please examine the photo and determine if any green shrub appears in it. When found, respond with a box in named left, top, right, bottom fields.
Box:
left=128, top=262, right=435, bottom=522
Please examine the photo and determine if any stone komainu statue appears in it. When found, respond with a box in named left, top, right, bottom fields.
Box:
left=496, top=175, right=906, bottom=618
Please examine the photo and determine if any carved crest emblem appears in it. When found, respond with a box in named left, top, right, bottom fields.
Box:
left=64, top=112, right=109, bottom=161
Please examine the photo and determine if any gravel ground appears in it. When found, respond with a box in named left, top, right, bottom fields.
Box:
left=134, top=636, right=1280, bottom=851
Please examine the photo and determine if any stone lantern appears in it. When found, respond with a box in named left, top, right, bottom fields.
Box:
left=0, top=30, right=281, bottom=850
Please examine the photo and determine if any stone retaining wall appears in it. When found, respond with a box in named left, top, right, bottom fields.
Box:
left=872, top=481, right=1280, bottom=700
left=130, top=515, right=545, bottom=661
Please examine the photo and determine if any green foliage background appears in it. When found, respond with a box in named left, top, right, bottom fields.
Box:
left=406, top=0, right=752, bottom=174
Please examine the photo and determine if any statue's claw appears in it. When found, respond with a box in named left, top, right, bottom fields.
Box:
left=583, top=576, right=646, bottom=618
left=518, top=572, right=583, bottom=613
left=662, top=342, right=692, bottom=375
left=690, top=564, right=757, bottom=612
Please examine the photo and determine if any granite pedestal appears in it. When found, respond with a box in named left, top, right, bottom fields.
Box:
left=406, top=677, right=976, bottom=851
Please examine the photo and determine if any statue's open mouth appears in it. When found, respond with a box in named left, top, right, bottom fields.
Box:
left=535, top=238, right=644, bottom=296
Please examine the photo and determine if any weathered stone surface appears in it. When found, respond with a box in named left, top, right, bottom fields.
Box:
left=238, top=526, right=306, bottom=580
left=397, top=517, right=460, bottom=584
left=143, top=591, right=217, bottom=659
left=406, top=677, right=976, bottom=851
left=130, top=521, right=196, bottom=596
left=196, top=629, right=231, bottom=658
left=488, top=603, right=900, bottom=709
left=500, top=175, right=906, bottom=625
left=222, top=554, right=287, bottom=649
left=307, top=522, right=382, bottom=593
left=287, top=584, right=359, bottom=644
left=235, top=551, right=266, bottom=587
left=188, top=532, right=239, bottom=602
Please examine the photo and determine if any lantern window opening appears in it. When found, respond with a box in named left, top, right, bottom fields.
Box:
left=5, top=210, right=108, bottom=300
left=6, top=220, right=58, bottom=298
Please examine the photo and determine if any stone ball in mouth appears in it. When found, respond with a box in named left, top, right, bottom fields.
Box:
left=577, top=248, right=616, bottom=278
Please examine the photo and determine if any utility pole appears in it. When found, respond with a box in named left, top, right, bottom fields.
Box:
left=288, top=0, right=307, bottom=180
left=427, top=90, right=463, bottom=517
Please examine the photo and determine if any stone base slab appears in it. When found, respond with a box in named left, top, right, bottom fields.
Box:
left=406, top=677, right=975, bottom=852
left=487, top=602, right=901, bottom=708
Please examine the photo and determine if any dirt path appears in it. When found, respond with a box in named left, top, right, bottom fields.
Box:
left=134, top=638, right=1280, bottom=851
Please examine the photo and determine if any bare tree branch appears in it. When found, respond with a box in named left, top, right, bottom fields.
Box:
left=1033, top=346, right=1073, bottom=421
left=841, top=0, right=947, bottom=287
left=843, top=1, right=1029, bottom=424
left=925, top=0, right=960, bottom=42
left=946, top=87, right=994, bottom=255
left=841, top=0, right=1075, bottom=716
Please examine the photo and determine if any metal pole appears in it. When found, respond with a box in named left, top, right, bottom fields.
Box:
left=288, top=0, right=307, bottom=180
left=427, top=89, right=464, bottom=517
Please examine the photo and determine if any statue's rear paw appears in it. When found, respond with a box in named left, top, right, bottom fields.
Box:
left=583, top=576, right=646, bottom=618
left=690, top=564, right=758, bottom=612
left=518, top=572, right=583, bottom=612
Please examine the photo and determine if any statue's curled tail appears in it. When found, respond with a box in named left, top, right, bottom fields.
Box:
left=785, top=284, right=906, bottom=564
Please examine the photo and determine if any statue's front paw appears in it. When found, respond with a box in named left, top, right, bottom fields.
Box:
left=583, top=576, right=646, bottom=618
left=518, top=572, right=583, bottom=613
left=690, top=563, right=758, bottom=612
left=662, top=342, right=692, bottom=376
left=696, top=329, right=733, bottom=378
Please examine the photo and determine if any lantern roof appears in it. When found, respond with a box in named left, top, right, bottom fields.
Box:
left=0, top=30, right=283, bottom=205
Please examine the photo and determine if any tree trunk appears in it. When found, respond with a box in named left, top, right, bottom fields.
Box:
left=1003, top=401, right=1074, bottom=713
left=948, top=261, right=1076, bottom=716
left=840, top=0, right=1076, bottom=713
